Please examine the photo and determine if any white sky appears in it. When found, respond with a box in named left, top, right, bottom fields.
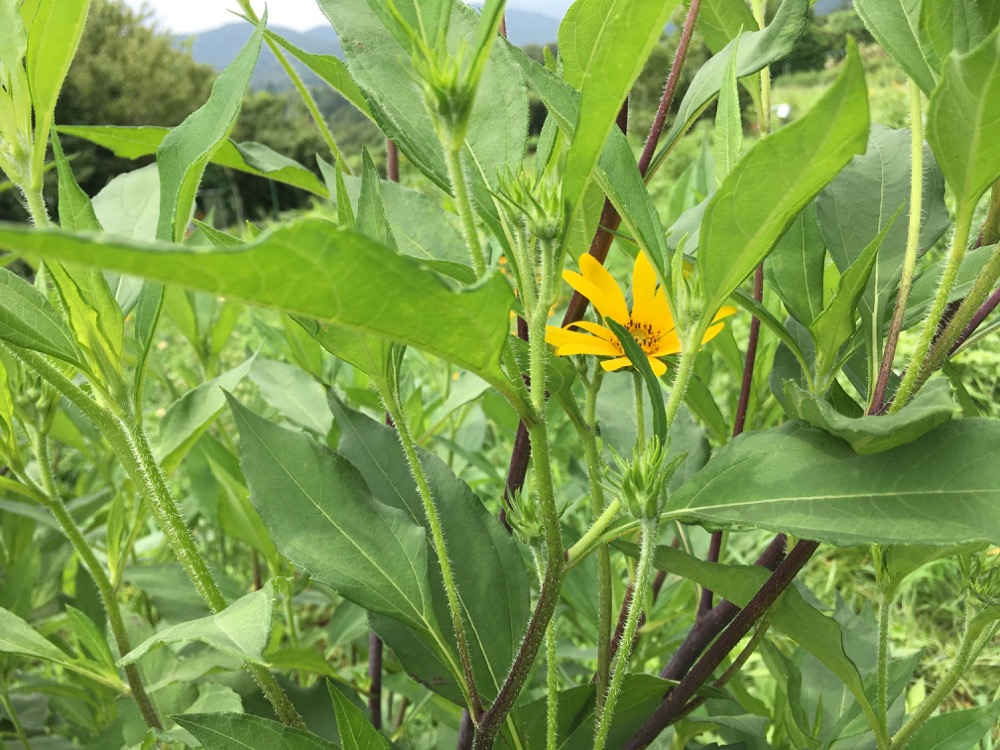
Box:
left=125, top=0, right=573, bottom=34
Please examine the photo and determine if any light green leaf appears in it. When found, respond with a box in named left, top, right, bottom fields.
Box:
left=0, top=606, right=70, bottom=663
left=926, top=28, right=1000, bottom=212
left=883, top=541, right=987, bottom=586
left=249, top=357, right=331, bottom=435
left=176, top=714, right=339, bottom=750
left=329, top=683, right=390, bottom=750
left=229, top=397, right=437, bottom=634
left=656, top=0, right=808, bottom=171
left=357, top=148, right=398, bottom=251
left=0, top=268, right=86, bottom=368
left=785, top=379, right=958, bottom=455
left=156, top=355, right=256, bottom=472
left=119, top=580, right=276, bottom=666
left=60, top=125, right=328, bottom=198
left=560, top=0, right=681, bottom=213
left=919, top=0, right=986, bottom=73
left=52, top=131, right=101, bottom=233
left=0, top=218, right=515, bottom=382
left=667, top=419, right=1000, bottom=546
left=906, top=700, right=1000, bottom=750
left=714, top=33, right=742, bottom=185
left=156, top=15, right=265, bottom=241
left=266, top=28, right=372, bottom=117
left=855, top=0, right=938, bottom=94
left=698, top=40, right=869, bottom=314
left=22, top=0, right=90, bottom=180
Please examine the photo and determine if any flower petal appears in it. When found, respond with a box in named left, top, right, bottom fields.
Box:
left=545, top=326, right=621, bottom=356
left=600, top=356, right=634, bottom=372
left=712, top=305, right=738, bottom=323
left=576, top=254, right=630, bottom=323
left=646, top=355, right=668, bottom=377
left=568, top=320, right=617, bottom=342
left=701, top=321, right=728, bottom=345
left=650, top=287, right=676, bottom=334
left=649, top=328, right=682, bottom=357
left=630, top=252, right=658, bottom=327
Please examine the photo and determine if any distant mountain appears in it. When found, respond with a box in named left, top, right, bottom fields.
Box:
left=180, top=9, right=560, bottom=91
left=813, top=0, right=853, bottom=15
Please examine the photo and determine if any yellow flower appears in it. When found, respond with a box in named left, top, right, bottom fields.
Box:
left=545, top=252, right=736, bottom=377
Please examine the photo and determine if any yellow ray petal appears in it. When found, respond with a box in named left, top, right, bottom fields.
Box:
left=650, top=287, right=676, bottom=333
left=546, top=326, right=621, bottom=356
left=649, top=328, right=683, bottom=357
left=577, top=254, right=630, bottom=323
left=562, top=270, right=630, bottom=326
left=600, top=356, right=634, bottom=372
left=630, top=252, right=658, bottom=327
left=568, top=320, right=617, bottom=342
left=701, top=320, right=728, bottom=345
left=712, top=306, right=738, bottom=322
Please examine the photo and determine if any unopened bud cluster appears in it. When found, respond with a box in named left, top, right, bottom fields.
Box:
left=497, top=169, right=565, bottom=242
left=612, top=437, right=684, bottom=521
left=506, top=488, right=545, bottom=548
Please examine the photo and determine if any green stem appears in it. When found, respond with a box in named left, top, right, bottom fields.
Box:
left=22, top=184, right=50, bottom=227
left=444, top=139, right=487, bottom=278
left=870, top=81, right=924, bottom=414
left=28, top=431, right=162, bottom=730
left=890, top=204, right=974, bottom=412
left=876, top=586, right=893, bottom=747
left=593, top=517, right=658, bottom=750
left=531, top=551, right=558, bottom=750
left=0, top=684, right=32, bottom=750
left=751, top=0, right=771, bottom=135
left=566, top=499, right=623, bottom=567
left=889, top=606, right=1000, bottom=749
left=379, top=382, right=483, bottom=718
left=663, top=328, right=701, bottom=428
left=582, top=373, right=612, bottom=710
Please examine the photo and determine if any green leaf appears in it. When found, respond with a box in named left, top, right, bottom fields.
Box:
left=0, top=606, right=71, bottom=663
left=882, top=541, right=987, bottom=586
left=926, top=28, right=1000, bottom=212
left=249, top=357, right=332, bottom=435
left=329, top=682, right=390, bottom=750
left=816, top=125, right=951, bottom=334
left=919, top=0, right=986, bottom=73
left=156, top=355, right=256, bottom=472
left=176, top=714, right=339, bottom=750
left=905, top=700, right=1000, bottom=750
left=855, top=0, right=938, bottom=94
left=606, top=319, right=667, bottom=443
left=785, top=379, right=958, bottom=455
left=119, top=580, right=276, bottom=666
left=560, top=0, right=681, bottom=214
left=667, top=419, right=1000, bottom=546
left=657, top=0, right=808, bottom=170
left=0, top=268, right=86, bottom=368
left=23, top=0, right=90, bottom=180
left=808, top=210, right=898, bottom=377
left=357, top=148, right=398, bottom=251
left=698, top=40, right=869, bottom=315
left=155, top=15, right=265, bottom=241
left=52, top=131, right=101, bottom=233
left=713, top=34, right=742, bottom=185
left=763, top=203, right=826, bottom=326
left=696, top=0, right=757, bottom=54
left=229, top=396, right=437, bottom=634
left=330, top=398, right=530, bottom=703
left=60, top=125, right=329, bottom=198
left=266, top=28, right=372, bottom=117
left=0, top=218, right=515, bottom=382
left=904, top=243, right=997, bottom=328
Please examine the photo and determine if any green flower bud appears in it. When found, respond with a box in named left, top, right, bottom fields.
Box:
left=612, top=437, right=686, bottom=521
left=505, top=488, right=545, bottom=548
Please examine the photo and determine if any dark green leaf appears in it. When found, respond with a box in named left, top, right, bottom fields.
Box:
left=785, top=379, right=958, bottom=455
left=329, top=682, right=390, bottom=750
left=176, top=714, right=339, bottom=750
left=905, top=700, right=1000, bottom=750
left=764, top=203, right=826, bottom=326
left=606, top=318, right=667, bottom=443
left=919, top=0, right=986, bottom=73
left=357, top=148, right=398, bottom=250
left=698, top=40, right=869, bottom=315
left=0, top=606, right=71, bottom=663
left=668, top=419, right=1000, bottom=546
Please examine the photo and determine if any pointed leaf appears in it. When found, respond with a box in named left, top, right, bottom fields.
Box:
left=668, top=419, right=1000, bottom=546
left=906, top=700, right=1000, bottom=750
left=0, top=269, right=86, bottom=368
left=329, top=683, right=390, bottom=750
left=0, top=218, right=515, bottom=382
left=764, top=203, right=826, bottom=326
left=855, top=0, right=938, bottom=94
left=713, top=33, right=743, bottom=185
left=0, top=606, right=70, bottom=663
left=120, top=581, right=275, bottom=666
left=176, top=714, right=339, bottom=750
left=919, top=0, right=986, bottom=72
left=698, top=41, right=869, bottom=314
left=229, top=397, right=437, bottom=633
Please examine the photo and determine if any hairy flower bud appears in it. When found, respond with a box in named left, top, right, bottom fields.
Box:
left=505, top=488, right=545, bottom=548
left=612, top=437, right=685, bottom=521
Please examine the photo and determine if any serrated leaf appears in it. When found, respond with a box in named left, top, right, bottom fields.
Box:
left=176, top=713, right=339, bottom=750
left=713, top=33, right=743, bottom=185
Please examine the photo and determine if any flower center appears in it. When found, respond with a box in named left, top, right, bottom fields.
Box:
left=625, top=319, right=659, bottom=353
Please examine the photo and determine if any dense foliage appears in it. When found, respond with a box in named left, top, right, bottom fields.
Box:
left=1, top=1, right=999, bottom=749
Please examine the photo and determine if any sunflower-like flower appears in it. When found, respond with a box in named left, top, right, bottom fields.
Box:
left=545, top=252, right=736, bottom=377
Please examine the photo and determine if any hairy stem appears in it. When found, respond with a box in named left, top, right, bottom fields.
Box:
left=594, top=517, right=658, bottom=750
left=876, top=586, right=893, bottom=747
left=444, top=139, right=487, bottom=278
left=29, top=431, right=161, bottom=730
left=871, top=81, right=924, bottom=415
left=380, top=383, right=483, bottom=718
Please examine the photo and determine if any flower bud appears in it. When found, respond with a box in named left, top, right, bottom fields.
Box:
left=613, top=437, right=685, bottom=521
left=505, top=488, right=545, bottom=548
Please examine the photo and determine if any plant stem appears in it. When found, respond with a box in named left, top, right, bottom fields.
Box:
left=890, top=203, right=974, bottom=412
left=594, top=517, right=658, bottom=750
left=379, top=383, right=483, bottom=718
left=876, top=586, right=893, bottom=746
left=751, top=0, right=771, bottom=134
left=871, top=81, right=924, bottom=415
left=566, top=500, right=623, bottom=566
left=663, top=329, right=700, bottom=428
left=22, top=184, right=50, bottom=227
left=29, top=431, right=161, bottom=730
left=530, top=551, right=559, bottom=750
left=368, top=633, right=383, bottom=729
left=889, top=605, right=999, bottom=749
left=444, top=139, right=487, bottom=278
